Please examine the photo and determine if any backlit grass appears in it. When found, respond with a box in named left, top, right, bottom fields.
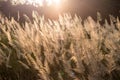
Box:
left=0, top=12, right=120, bottom=80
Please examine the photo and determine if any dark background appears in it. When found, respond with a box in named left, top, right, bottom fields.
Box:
left=0, top=0, right=120, bottom=22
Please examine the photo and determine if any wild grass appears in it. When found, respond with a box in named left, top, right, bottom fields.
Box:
left=0, top=12, right=120, bottom=80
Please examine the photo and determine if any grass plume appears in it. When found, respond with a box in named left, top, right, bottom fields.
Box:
left=0, top=12, right=120, bottom=80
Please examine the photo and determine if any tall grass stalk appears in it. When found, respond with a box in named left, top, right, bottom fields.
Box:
left=0, top=12, right=120, bottom=80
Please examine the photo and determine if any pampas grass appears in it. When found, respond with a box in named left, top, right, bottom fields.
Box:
left=0, top=12, right=120, bottom=80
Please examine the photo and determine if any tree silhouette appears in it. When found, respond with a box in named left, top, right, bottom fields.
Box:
left=0, top=0, right=119, bottom=21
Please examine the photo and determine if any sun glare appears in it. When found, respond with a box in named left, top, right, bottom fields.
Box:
left=26, top=0, right=62, bottom=6
left=11, top=0, right=68, bottom=8
left=26, top=0, right=43, bottom=6
left=54, top=0, right=61, bottom=5
left=46, top=0, right=52, bottom=6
